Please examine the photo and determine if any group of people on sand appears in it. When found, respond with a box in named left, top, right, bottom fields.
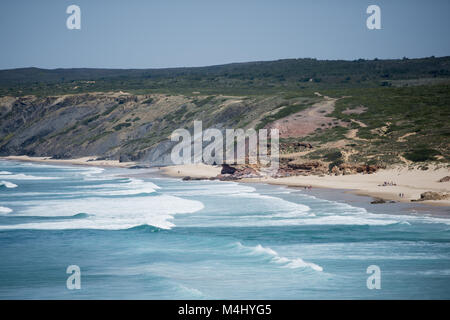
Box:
left=398, top=193, right=405, bottom=198
left=380, top=181, right=397, bottom=186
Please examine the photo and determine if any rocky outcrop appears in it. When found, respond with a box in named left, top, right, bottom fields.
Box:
left=216, top=164, right=261, bottom=180
left=274, top=160, right=380, bottom=177
left=338, top=163, right=379, bottom=174
left=438, top=176, right=450, bottom=182
left=288, top=160, right=325, bottom=171
left=182, top=176, right=209, bottom=181
left=412, top=191, right=450, bottom=201
left=370, top=198, right=395, bottom=204
left=371, top=198, right=386, bottom=204
left=0, top=93, right=295, bottom=166
left=221, top=164, right=237, bottom=174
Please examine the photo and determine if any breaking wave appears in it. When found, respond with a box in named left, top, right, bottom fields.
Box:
left=0, top=181, right=18, bottom=188
left=0, top=195, right=204, bottom=230
left=0, top=173, right=60, bottom=180
left=235, top=242, right=323, bottom=272
left=0, top=206, right=12, bottom=214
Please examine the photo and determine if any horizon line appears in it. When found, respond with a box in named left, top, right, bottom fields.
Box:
left=1, top=55, right=448, bottom=72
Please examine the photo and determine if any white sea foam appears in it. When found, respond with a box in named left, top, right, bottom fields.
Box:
left=0, top=173, right=60, bottom=180
left=78, top=178, right=161, bottom=196
left=168, top=181, right=312, bottom=221
left=293, top=215, right=399, bottom=226
left=80, top=167, right=105, bottom=180
left=196, top=215, right=399, bottom=228
left=0, top=195, right=204, bottom=230
left=166, top=182, right=257, bottom=196
left=0, top=206, right=12, bottom=214
left=235, top=242, right=323, bottom=272
left=176, top=284, right=205, bottom=298
left=0, top=171, right=12, bottom=175
left=0, top=181, right=18, bottom=188
left=231, top=191, right=312, bottom=214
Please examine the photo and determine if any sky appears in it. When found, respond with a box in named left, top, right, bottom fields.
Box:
left=0, top=0, right=449, bottom=69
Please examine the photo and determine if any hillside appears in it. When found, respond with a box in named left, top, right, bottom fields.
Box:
left=0, top=57, right=449, bottom=172
left=1, top=56, right=449, bottom=96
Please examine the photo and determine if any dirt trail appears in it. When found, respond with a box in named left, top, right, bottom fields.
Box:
left=350, top=119, right=367, bottom=128
left=398, top=132, right=416, bottom=142
left=268, top=95, right=347, bottom=138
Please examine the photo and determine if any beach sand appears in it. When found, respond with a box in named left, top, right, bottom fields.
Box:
left=2, top=155, right=449, bottom=207
left=0, top=155, right=136, bottom=168
left=245, top=166, right=450, bottom=206
left=162, top=163, right=450, bottom=207
left=161, top=164, right=222, bottom=179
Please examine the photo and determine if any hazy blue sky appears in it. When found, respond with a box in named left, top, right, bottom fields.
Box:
left=0, top=0, right=449, bottom=69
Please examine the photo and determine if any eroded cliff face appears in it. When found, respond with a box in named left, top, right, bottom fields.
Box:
left=0, top=92, right=297, bottom=165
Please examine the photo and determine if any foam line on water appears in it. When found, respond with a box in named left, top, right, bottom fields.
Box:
left=235, top=242, right=323, bottom=272
left=76, top=178, right=161, bottom=196
left=79, top=167, right=106, bottom=180
left=0, top=173, right=60, bottom=180
left=165, top=181, right=257, bottom=196
left=0, top=181, right=18, bottom=188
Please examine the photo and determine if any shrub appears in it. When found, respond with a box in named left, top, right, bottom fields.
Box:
left=404, top=147, right=440, bottom=162
left=324, top=151, right=342, bottom=162
left=329, top=160, right=343, bottom=171
left=113, top=122, right=132, bottom=131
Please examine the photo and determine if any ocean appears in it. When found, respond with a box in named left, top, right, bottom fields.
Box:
left=0, top=159, right=449, bottom=299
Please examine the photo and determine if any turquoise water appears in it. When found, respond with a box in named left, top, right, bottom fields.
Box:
left=0, top=159, right=449, bottom=299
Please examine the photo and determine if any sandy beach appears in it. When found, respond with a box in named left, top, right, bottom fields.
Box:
left=0, top=155, right=136, bottom=168
left=162, top=163, right=450, bottom=207
left=161, top=164, right=222, bottom=178
left=2, top=155, right=449, bottom=207
left=245, top=166, right=450, bottom=207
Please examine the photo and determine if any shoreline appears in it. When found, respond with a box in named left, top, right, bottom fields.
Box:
left=0, top=155, right=136, bottom=168
left=240, top=174, right=450, bottom=207
left=2, top=156, right=449, bottom=209
left=160, top=163, right=450, bottom=208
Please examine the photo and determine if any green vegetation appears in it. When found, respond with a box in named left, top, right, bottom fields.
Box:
left=101, top=104, right=119, bottom=116
left=324, top=151, right=343, bottom=162
left=256, top=103, right=309, bottom=130
left=142, top=98, right=153, bottom=104
left=113, top=122, right=132, bottom=131
left=404, top=146, right=441, bottom=162
left=193, top=96, right=214, bottom=108
left=81, top=114, right=100, bottom=125
left=1, top=57, right=449, bottom=97
left=300, top=84, right=450, bottom=164
left=0, top=57, right=449, bottom=166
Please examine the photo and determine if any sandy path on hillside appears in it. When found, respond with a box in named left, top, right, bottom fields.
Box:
left=267, top=96, right=346, bottom=138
